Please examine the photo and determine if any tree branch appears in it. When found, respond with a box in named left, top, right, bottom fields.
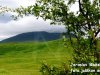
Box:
left=79, top=0, right=85, bottom=17
left=95, top=29, right=100, bottom=37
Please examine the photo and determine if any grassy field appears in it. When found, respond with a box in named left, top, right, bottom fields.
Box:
left=0, top=40, right=73, bottom=75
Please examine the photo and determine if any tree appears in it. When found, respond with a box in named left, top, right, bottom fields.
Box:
left=0, top=0, right=100, bottom=74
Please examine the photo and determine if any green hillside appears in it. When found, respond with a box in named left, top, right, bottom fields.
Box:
left=0, top=40, right=73, bottom=75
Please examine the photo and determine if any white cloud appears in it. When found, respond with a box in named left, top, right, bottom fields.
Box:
left=0, top=16, right=66, bottom=41
left=0, top=0, right=18, bottom=8
left=0, top=0, right=35, bottom=8
left=70, top=2, right=79, bottom=13
left=13, top=0, right=36, bottom=7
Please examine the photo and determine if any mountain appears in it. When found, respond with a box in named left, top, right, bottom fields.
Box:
left=1, top=31, right=64, bottom=42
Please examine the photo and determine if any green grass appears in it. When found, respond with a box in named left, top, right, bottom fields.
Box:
left=0, top=40, right=73, bottom=75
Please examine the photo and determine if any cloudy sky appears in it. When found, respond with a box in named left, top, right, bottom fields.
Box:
left=0, top=0, right=65, bottom=41
left=0, top=0, right=79, bottom=41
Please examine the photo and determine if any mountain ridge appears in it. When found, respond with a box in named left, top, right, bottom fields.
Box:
left=1, top=31, right=64, bottom=42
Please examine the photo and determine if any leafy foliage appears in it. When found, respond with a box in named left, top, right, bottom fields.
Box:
left=40, top=63, right=71, bottom=75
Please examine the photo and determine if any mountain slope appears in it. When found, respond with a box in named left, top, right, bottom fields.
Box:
left=1, top=31, right=63, bottom=42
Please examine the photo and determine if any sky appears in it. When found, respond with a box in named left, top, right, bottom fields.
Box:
left=0, top=0, right=99, bottom=41
left=0, top=0, right=79, bottom=41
